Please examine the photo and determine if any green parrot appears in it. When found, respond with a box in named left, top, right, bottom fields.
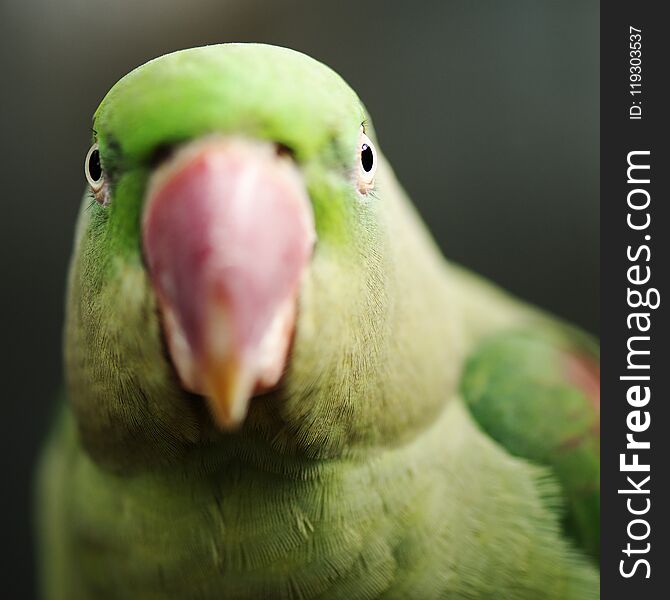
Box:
left=36, top=44, right=600, bottom=599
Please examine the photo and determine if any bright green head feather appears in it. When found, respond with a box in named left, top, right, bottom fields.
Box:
left=92, top=44, right=370, bottom=257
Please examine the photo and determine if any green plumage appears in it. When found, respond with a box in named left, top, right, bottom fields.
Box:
left=461, top=331, right=600, bottom=560
left=36, top=44, right=599, bottom=599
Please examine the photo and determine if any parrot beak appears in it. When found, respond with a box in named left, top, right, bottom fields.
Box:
left=142, top=137, right=315, bottom=429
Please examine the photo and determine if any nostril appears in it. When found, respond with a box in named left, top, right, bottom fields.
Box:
left=274, top=143, right=294, bottom=158
left=148, top=143, right=178, bottom=169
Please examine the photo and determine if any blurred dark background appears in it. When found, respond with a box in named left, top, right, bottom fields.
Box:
left=0, top=0, right=598, bottom=596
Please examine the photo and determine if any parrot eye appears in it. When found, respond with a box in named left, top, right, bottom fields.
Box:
left=85, top=143, right=107, bottom=204
left=357, top=130, right=377, bottom=194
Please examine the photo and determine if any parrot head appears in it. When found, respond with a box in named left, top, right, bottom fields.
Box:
left=67, top=44, right=450, bottom=468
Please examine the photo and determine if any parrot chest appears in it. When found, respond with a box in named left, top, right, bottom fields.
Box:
left=63, top=443, right=413, bottom=599
left=44, top=402, right=597, bottom=599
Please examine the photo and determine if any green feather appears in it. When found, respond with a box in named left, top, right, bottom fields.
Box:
left=461, top=331, right=600, bottom=560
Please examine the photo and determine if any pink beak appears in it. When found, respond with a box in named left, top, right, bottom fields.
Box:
left=142, top=138, right=315, bottom=428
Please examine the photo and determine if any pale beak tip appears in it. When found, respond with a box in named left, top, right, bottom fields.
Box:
left=211, top=405, right=247, bottom=431
left=202, top=357, right=255, bottom=431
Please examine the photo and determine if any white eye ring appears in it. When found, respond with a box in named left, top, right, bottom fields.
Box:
left=84, top=143, right=105, bottom=196
left=357, top=130, right=377, bottom=194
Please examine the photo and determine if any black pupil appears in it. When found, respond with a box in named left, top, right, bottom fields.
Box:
left=361, top=143, right=374, bottom=173
left=88, top=149, right=102, bottom=182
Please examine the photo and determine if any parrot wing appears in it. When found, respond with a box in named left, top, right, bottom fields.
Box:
left=460, top=328, right=600, bottom=560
